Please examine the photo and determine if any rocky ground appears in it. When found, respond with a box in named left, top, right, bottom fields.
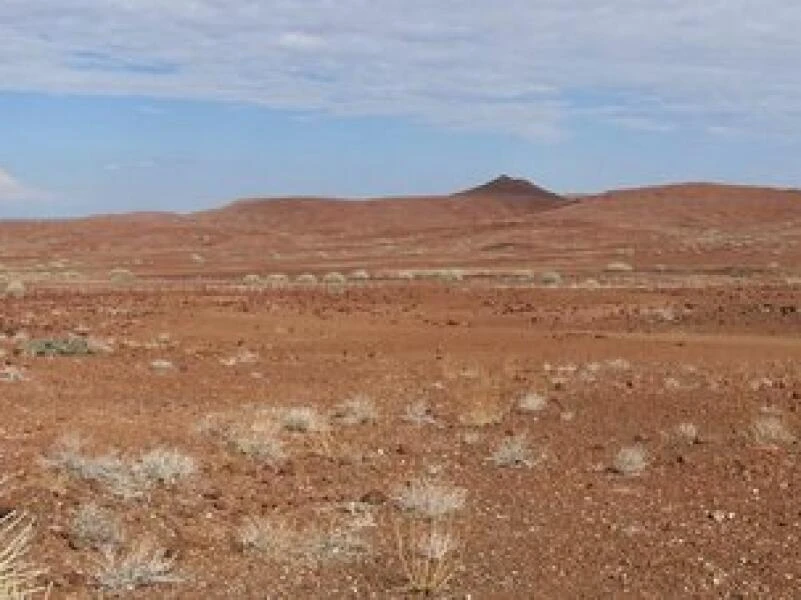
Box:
left=2, top=278, right=801, bottom=598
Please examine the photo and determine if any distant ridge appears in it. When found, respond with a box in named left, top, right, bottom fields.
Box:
left=454, top=174, right=565, bottom=203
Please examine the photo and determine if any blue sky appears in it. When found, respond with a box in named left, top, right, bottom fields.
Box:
left=2, top=1, right=801, bottom=217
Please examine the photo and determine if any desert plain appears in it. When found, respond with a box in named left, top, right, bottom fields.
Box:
left=2, top=176, right=801, bottom=598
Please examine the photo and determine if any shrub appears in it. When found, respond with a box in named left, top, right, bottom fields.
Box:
left=295, top=273, right=318, bottom=285
left=539, top=271, right=562, bottom=286
left=237, top=515, right=369, bottom=565
left=263, top=273, right=289, bottom=287
left=3, top=280, right=25, bottom=299
left=280, top=407, right=328, bottom=433
left=604, top=261, right=634, bottom=273
left=242, top=274, right=262, bottom=285
left=434, top=269, right=464, bottom=283
left=393, top=477, right=466, bottom=520
left=674, top=422, right=699, bottom=444
left=224, top=426, right=286, bottom=466
left=516, top=392, right=548, bottom=413
left=70, top=503, right=124, bottom=551
left=332, top=396, right=379, bottom=426
left=24, top=336, right=93, bottom=357
left=489, top=434, right=538, bottom=468
left=44, top=437, right=145, bottom=500
left=402, top=401, right=437, bottom=426
left=612, top=445, right=648, bottom=476
left=94, top=538, right=181, bottom=592
left=44, top=437, right=196, bottom=498
left=752, top=415, right=796, bottom=446
left=395, top=519, right=460, bottom=596
left=348, top=269, right=370, bottom=281
left=135, top=449, right=196, bottom=485
left=108, top=268, right=136, bottom=283
left=322, top=272, right=347, bottom=286
left=393, top=477, right=466, bottom=595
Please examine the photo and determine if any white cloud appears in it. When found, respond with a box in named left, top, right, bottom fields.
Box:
left=0, top=167, right=45, bottom=202
left=1, top=1, right=801, bottom=139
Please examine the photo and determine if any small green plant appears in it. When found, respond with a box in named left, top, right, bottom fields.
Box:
left=23, top=337, right=93, bottom=357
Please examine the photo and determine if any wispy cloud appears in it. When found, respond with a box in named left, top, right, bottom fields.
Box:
left=1, top=1, right=800, bottom=139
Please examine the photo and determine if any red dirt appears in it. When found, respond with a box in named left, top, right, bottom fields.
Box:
left=1, top=178, right=801, bottom=598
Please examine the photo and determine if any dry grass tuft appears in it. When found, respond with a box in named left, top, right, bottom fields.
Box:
left=516, top=391, right=548, bottom=413
left=752, top=415, right=796, bottom=446
left=393, top=477, right=466, bottom=520
left=395, top=518, right=461, bottom=596
left=332, top=396, right=379, bottom=426
left=612, top=445, right=648, bottom=476
left=237, top=514, right=370, bottom=565
left=0, top=511, right=47, bottom=599
left=136, top=449, right=197, bottom=485
left=44, top=436, right=196, bottom=498
left=93, top=538, right=181, bottom=592
left=489, top=434, right=539, bottom=468
left=403, top=401, right=437, bottom=426
left=70, top=503, right=124, bottom=551
left=280, top=406, right=329, bottom=433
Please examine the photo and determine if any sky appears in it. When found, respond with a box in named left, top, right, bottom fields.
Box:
left=2, top=1, right=801, bottom=217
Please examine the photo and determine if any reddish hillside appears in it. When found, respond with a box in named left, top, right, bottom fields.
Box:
left=207, top=176, right=566, bottom=236
left=561, top=182, right=801, bottom=229
left=1, top=180, right=800, bottom=278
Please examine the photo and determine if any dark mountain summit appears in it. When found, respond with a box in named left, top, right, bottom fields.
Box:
left=455, top=175, right=565, bottom=204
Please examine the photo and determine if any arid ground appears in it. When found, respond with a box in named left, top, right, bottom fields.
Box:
left=2, top=177, right=801, bottom=598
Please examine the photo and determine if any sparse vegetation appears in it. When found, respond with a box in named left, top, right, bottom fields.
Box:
left=516, top=391, right=547, bottom=413
left=70, top=503, right=124, bottom=551
left=0, top=511, right=45, bottom=599
left=237, top=514, right=370, bottom=565
left=332, top=395, right=379, bottom=426
left=395, top=518, right=461, bottom=596
left=322, top=271, right=347, bottom=286
left=280, top=406, right=329, bottom=433
left=237, top=516, right=298, bottom=559
left=674, top=422, right=700, bottom=444
left=393, top=477, right=466, bottom=520
left=604, top=261, right=634, bottom=273
left=539, top=271, right=562, bottom=286
left=44, top=437, right=196, bottom=498
left=108, top=268, right=136, bottom=284
left=393, top=475, right=466, bottom=595
left=489, top=434, right=538, bottom=468
left=24, top=336, right=93, bottom=357
left=403, top=400, right=437, bottom=426
left=135, top=448, right=197, bottom=485
left=93, top=538, right=181, bottom=592
left=612, top=445, right=648, bottom=476
left=264, top=273, right=289, bottom=287
left=348, top=269, right=370, bottom=281
left=751, top=415, right=796, bottom=446
left=2, top=280, right=25, bottom=299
